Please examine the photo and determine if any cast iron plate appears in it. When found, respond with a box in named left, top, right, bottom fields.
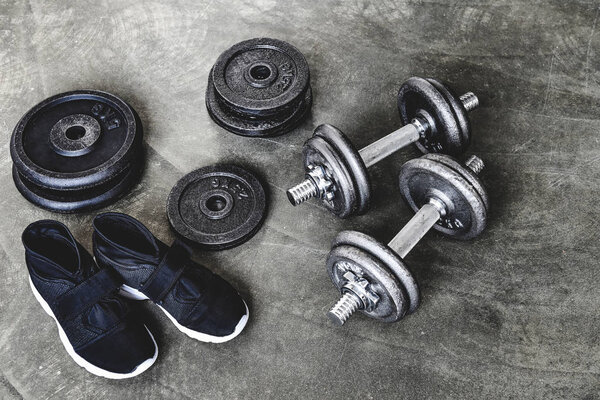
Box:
left=167, top=164, right=267, bottom=250
left=10, top=90, right=143, bottom=212
left=206, top=38, right=312, bottom=137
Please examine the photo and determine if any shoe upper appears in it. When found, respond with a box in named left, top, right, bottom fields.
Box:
left=92, top=212, right=247, bottom=337
left=22, top=220, right=156, bottom=374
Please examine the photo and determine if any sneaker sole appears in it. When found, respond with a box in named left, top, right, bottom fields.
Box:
left=119, top=284, right=249, bottom=344
left=29, top=277, right=158, bottom=379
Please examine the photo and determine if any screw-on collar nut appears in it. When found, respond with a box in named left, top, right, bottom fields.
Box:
left=341, top=271, right=380, bottom=312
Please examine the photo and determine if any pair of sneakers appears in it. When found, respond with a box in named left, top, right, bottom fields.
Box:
left=22, top=212, right=249, bottom=379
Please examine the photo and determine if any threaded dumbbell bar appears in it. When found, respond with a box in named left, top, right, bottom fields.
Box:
left=287, top=77, right=480, bottom=218
left=326, top=154, right=489, bottom=326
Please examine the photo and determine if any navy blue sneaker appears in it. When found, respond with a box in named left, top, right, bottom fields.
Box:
left=22, top=220, right=158, bottom=379
left=92, top=213, right=249, bottom=343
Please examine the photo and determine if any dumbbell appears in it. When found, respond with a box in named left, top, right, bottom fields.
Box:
left=326, top=154, right=489, bottom=325
left=286, top=77, right=480, bottom=218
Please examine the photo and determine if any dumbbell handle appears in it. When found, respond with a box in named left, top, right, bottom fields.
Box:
left=387, top=154, right=484, bottom=258
left=388, top=202, right=441, bottom=259
left=358, top=123, right=423, bottom=168
left=358, top=92, right=479, bottom=168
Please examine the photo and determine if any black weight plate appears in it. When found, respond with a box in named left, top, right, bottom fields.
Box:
left=10, top=90, right=141, bottom=191
left=211, top=38, right=310, bottom=116
left=313, top=124, right=371, bottom=216
left=398, top=156, right=487, bottom=240
left=327, top=244, right=408, bottom=323
left=13, top=155, right=144, bottom=213
left=423, top=153, right=489, bottom=213
left=302, top=136, right=357, bottom=218
left=167, top=165, right=267, bottom=250
left=206, top=38, right=312, bottom=137
left=397, top=77, right=464, bottom=156
left=206, top=76, right=312, bottom=137
left=332, top=230, right=420, bottom=314
left=426, top=78, right=470, bottom=154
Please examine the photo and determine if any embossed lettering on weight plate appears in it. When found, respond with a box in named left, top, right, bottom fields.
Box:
left=422, top=139, right=443, bottom=153
left=211, top=178, right=249, bottom=200
left=276, top=62, right=294, bottom=91
left=91, top=103, right=121, bottom=130
left=440, top=218, right=464, bottom=229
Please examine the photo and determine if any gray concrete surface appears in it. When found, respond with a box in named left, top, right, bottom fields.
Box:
left=0, top=0, right=599, bottom=399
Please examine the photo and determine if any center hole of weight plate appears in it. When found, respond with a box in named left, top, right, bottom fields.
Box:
left=65, top=125, right=87, bottom=141
left=198, top=189, right=235, bottom=220
left=49, top=114, right=101, bottom=157
left=206, top=195, right=228, bottom=212
left=244, top=61, right=278, bottom=88
left=250, top=64, right=272, bottom=80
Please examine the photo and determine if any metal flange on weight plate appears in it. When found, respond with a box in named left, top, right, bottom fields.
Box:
left=206, top=38, right=313, bottom=137
left=10, top=90, right=144, bottom=213
left=167, top=164, right=267, bottom=250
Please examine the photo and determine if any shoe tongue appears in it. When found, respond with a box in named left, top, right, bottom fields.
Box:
left=51, top=242, right=97, bottom=282
left=24, top=224, right=93, bottom=281
left=76, top=244, right=99, bottom=280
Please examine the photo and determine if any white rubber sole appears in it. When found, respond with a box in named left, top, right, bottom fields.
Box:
left=119, top=284, right=249, bottom=344
left=29, top=277, right=158, bottom=379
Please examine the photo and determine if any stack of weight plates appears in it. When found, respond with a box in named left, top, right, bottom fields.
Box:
left=206, top=37, right=312, bottom=137
left=10, top=90, right=144, bottom=213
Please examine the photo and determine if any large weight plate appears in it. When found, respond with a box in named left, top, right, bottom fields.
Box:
left=11, top=90, right=141, bottom=190
left=13, top=156, right=143, bottom=213
left=10, top=90, right=144, bottom=213
left=167, top=165, right=267, bottom=250
left=206, top=38, right=312, bottom=137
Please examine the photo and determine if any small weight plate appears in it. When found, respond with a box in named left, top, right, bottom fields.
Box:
left=327, top=244, right=408, bottom=323
left=206, top=38, right=312, bottom=137
left=397, top=77, right=467, bottom=156
left=332, top=230, right=420, bottom=314
left=426, top=78, right=470, bottom=153
left=10, top=90, right=142, bottom=190
left=13, top=156, right=143, bottom=213
left=206, top=76, right=312, bottom=137
left=167, top=164, right=267, bottom=250
left=423, top=153, right=489, bottom=212
left=302, top=136, right=356, bottom=218
left=398, top=155, right=487, bottom=240
left=313, top=124, right=371, bottom=216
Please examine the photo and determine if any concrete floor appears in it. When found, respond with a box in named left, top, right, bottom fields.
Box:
left=0, top=1, right=599, bottom=399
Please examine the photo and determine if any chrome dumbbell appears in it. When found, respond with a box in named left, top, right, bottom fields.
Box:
left=287, top=77, right=479, bottom=218
left=326, top=154, right=489, bottom=325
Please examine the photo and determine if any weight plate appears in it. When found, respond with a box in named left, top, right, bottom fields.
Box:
left=397, top=77, right=466, bottom=156
left=332, top=230, right=420, bottom=314
left=13, top=156, right=143, bottom=213
left=167, top=164, right=267, bottom=250
left=206, top=38, right=312, bottom=137
left=302, top=136, right=356, bottom=218
left=206, top=76, right=312, bottom=137
left=426, top=78, right=470, bottom=154
left=398, top=155, right=487, bottom=240
left=313, top=124, right=371, bottom=216
left=423, top=153, right=489, bottom=212
left=327, top=244, right=407, bottom=323
left=10, top=90, right=142, bottom=190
